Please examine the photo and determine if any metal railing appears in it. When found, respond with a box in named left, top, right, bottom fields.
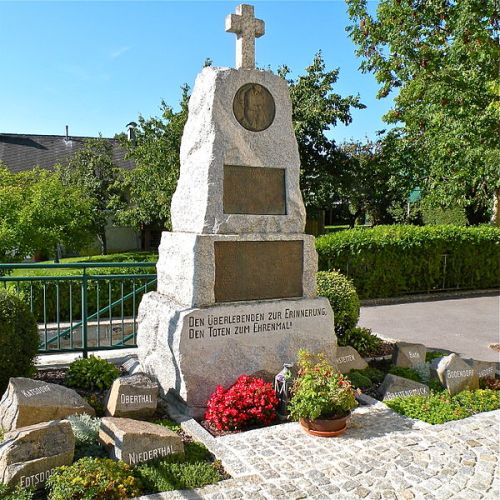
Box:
left=0, top=262, right=157, bottom=357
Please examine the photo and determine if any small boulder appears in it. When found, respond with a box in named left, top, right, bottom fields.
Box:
left=334, top=346, right=368, bottom=374
left=434, top=353, right=479, bottom=395
left=392, top=342, right=427, bottom=369
left=0, top=378, right=95, bottom=432
left=378, top=374, right=429, bottom=401
left=0, top=420, right=74, bottom=489
left=121, top=356, right=143, bottom=376
left=99, top=417, right=184, bottom=465
left=105, top=374, right=158, bottom=418
left=464, top=359, right=497, bottom=380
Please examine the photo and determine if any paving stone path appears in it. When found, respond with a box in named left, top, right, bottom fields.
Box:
left=138, top=400, right=499, bottom=500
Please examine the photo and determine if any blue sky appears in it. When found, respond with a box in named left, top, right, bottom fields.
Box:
left=0, top=0, right=390, bottom=143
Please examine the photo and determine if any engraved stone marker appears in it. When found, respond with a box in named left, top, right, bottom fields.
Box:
left=0, top=378, right=95, bottom=432
left=0, top=420, right=74, bottom=489
left=137, top=4, right=337, bottom=418
left=100, top=418, right=184, bottom=466
left=434, top=353, right=479, bottom=395
left=105, top=374, right=158, bottom=418
left=465, top=359, right=497, bottom=380
left=378, top=374, right=429, bottom=401
left=392, top=342, right=427, bottom=369
left=223, top=165, right=285, bottom=215
left=334, top=346, right=368, bottom=374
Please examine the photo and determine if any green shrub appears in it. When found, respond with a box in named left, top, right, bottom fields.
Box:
left=388, top=366, right=423, bottom=383
left=65, top=356, right=120, bottom=391
left=136, top=442, right=222, bottom=493
left=426, top=351, right=447, bottom=362
left=386, top=389, right=500, bottom=424
left=317, top=271, right=360, bottom=335
left=316, top=225, right=500, bottom=298
left=85, top=394, right=106, bottom=417
left=346, top=371, right=372, bottom=389
left=46, top=457, right=143, bottom=500
left=351, top=367, right=385, bottom=384
left=0, top=290, right=39, bottom=394
left=67, top=414, right=106, bottom=460
left=0, top=484, right=34, bottom=499
left=339, top=327, right=382, bottom=356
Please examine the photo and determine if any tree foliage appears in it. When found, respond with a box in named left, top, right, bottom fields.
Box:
left=0, top=165, right=94, bottom=261
left=279, top=52, right=365, bottom=209
left=118, top=86, right=190, bottom=230
left=60, top=137, right=123, bottom=254
left=339, top=130, right=424, bottom=225
left=346, top=0, right=499, bottom=224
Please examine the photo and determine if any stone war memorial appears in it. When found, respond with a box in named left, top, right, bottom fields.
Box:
left=137, top=4, right=336, bottom=417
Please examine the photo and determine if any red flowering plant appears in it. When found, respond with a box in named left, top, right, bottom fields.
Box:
left=205, top=375, right=279, bottom=431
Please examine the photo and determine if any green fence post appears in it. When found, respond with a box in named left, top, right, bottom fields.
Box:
left=82, top=267, right=88, bottom=358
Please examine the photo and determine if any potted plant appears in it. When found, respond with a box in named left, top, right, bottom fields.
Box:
left=288, top=349, right=358, bottom=437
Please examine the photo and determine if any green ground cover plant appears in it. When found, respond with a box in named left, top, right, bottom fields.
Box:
left=426, top=351, right=447, bottom=362
left=388, top=366, right=423, bottom=383
left=346, top=371, right=372, bottom=389
left=316, top=225, right=500, bottom=298
left=136, top=442, right=224, bottom=493
left=0, top=484, right=34, bottom=500
left=46, top=457, right=143, bottom=500
left=386, top=389, right=500, bottom=424
left=65, top=356, right=120, bottom=391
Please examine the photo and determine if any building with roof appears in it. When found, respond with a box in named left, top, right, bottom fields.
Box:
left=0, top=128, right=150, bottom=255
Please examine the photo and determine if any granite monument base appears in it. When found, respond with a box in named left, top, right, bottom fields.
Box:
left=137, top=292, right=336, bottom=418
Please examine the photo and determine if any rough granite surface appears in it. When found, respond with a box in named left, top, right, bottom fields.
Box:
left=137, top=293, right=336, bottom=417
left=170, top=66, right=306, bottom=235
left=156, top=232, right=317, bottom=307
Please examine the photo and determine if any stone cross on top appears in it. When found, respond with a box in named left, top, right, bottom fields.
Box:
left=225, top=4, right=265, bottom=70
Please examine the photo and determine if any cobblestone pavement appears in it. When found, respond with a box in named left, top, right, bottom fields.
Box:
left=138, top=399, right=499, bottom=500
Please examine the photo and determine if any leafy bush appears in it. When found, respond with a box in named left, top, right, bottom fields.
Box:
left=136, top=442, right=222, bottom=493
left=205, top=375, right=279, bottom=431
left=67, top=414, right=106, bottom=460
left=386, top=389, right=500, bottom=424
left=85, top=394, right=106, bottom=417
left=0, top=290, right=39, bottom=394
left=388, top=366, right=423, bottom=383
left=0, top=484, right=34, bottom=499
left=316, top=271, right=360, bottom=335
left=288, top=350, right=358, bottom=421
left=339, top=326, right=382, bottom=356
left=316, top=225, right=500, bottom=298
left=426, top=351, right=447, bottom=362
left=346, top=371, right=372, bottom=389
left=65, top=356, right=120, bottom=391
left=350, top=367, right=385, bottom=384
left=46, top=457, right=143, bottom=500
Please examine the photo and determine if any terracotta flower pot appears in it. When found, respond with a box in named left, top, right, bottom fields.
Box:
left=299, top=411, right=351, bottom=437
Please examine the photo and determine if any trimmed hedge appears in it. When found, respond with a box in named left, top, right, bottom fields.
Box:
left=316, top=225, right=500, bottom=299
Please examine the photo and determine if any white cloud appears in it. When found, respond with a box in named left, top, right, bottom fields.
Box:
left=110, top=46, right=131, bottom=59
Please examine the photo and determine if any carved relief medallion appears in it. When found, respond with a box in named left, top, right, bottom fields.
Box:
left=233, top=83, right=275, bottom=132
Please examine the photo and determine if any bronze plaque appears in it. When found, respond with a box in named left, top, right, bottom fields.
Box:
left=233, top=83, right=276, bottom=132
left=223, top=165, right=286, bottom=215
left=214, top=241, right=303, bottom=302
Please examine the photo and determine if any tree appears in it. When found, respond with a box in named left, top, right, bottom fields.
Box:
left=339, top=130, right=423, bottom=226
left=117, top=85, right=190, bottom=231
left=60, top=137, right=123, bottom=254
left=0, top=166, right=94, bottom=261
left=279, top=52, right=365, bottom=209
left=346, top=0, right=499, bottom=224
